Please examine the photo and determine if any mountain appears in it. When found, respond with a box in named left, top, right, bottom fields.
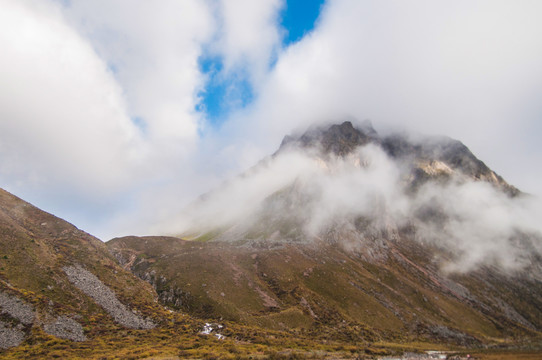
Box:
left=2, top=120, right=541, bottom=358
left=108, top=120, right=542, bottom=350
left=0, top=188, right=170, bottom=353
left=0, top=186, right=451, bottom=360
left=280, top=120, right=518, bottom=195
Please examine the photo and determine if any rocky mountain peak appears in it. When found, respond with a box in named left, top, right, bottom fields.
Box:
left=105, top=114, right=542, bottom=350
left=278, top=119, right=518, bottom=196
left=279, top=120, right=378, bottom=156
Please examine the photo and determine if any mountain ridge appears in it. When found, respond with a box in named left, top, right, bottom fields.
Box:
left=107, top=120, right=542, bottom=350
left=1, top=120, right=541, bottom=358
left=279, top=120, right=518, bottom=196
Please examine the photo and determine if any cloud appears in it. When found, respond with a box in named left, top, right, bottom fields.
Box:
left=154, top=148, right=321, bottom=234
left=62, top=0, right=214, bottom=149
left=1, top=0, right=541, bottom=243
left=209, top=0, right=284, bottom=84
left=171, top=139, right=542, bottom=273
left=223, top=0, right=542, bottom=196
left=411, top=179, right=542, bottom=273
left=0, top=0, right=143, bottom=195
left=0, top=0, right=220, bottom=236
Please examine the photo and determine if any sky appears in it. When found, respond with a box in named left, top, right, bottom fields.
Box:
left=1, top=0, right=541, bottom=240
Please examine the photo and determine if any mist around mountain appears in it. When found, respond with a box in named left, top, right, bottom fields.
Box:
left=108, top=120, right=542, bottom=356
left=1, top=120, right=542, bottom=358
left=0, top=186, right=393, bottom=359
left=160, top=120, right=542, bottom=274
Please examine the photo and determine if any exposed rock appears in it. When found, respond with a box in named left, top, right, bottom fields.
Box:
left=0, top=291, right=35, bottom=325
left=138, top=270, right=192, bottom=309
left=278, top=122, right=519, bottom=196
left=279, top=120, right=376, bottom=156
left=254, top=284, right=280, bottom=309
left=491, top=296, right=535, bottom=330
left=0, top=320, right=25, bottom=349
left=384, top=352, right=450, bottom=360
left=43, top=316, right=87, bottom=342
left=381, top=133, right=519, bottom=196
left=428, top=325, right=478, bottom=346
left=64, top=265, right=155, bottom=329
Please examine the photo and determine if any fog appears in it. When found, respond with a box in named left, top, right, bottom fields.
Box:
left=168, top=138, right=542, bottom=273
left=2, top=1, right=542, bottom=242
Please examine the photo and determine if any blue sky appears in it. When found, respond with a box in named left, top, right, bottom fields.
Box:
left=281, top=0, right=325, bottom=45
left=198, top=0, right=325, bottom=127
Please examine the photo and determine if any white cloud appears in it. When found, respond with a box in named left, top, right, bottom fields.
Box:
left=1, top=0, right=542, bottom=243
left=0, top=0, right=143, bottom=195
left=169, top=140, right=542, bottom=273
left=411, top=179, right=542, bottom=273
left=209, top=0, right=284, bottom=84
left=227, top=0, right=542, bottom=196
left=63, top=0, right=214, bottom=150
left=0, top=0, right=221, bottom=237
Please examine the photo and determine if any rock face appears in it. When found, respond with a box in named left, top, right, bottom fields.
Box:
left=381, top=132, right=519, bottom=195
left=64, top=265, right=154, bottom=329
left=0, top=321, right=25, bottom=350
left=279, top=120, right=376, bottom=156
left=43, top=316, right=86, bottom=342
left=0, top=292, right=34, bottom=349
left=0, top=292, right=35, bottom=325
left=282, top=120, right=518, bottom=195
left=177, top=120, right=526, bottom=249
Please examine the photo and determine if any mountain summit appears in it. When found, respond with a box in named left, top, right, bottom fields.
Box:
left=1, top=120, right=540, bottom=356
left=280, top=120, right=518, bottom=195
left=109, top=120, right=542, bottom=348
left=159, top=119, right=521, bottom=247
left=279, top=120, right=377, bottom=156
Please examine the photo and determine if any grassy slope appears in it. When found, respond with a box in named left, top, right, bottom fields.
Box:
left=1, top=184, right=540, bottom=358
left=0, top=189, right=163, bottom=324
left=0, top=189, right=446, bottom=359
left=0, top=318, right=439, bottom=360
left=108, top=234, right=542, bottom=349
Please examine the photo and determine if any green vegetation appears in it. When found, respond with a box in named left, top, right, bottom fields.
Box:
left=108, top=235, right=542, bottom=350
left=0, top=187, right=541, bottom=358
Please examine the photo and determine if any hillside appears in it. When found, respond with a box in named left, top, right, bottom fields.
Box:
left=108, top=121, right=542, bottom=350
left=0, top=186, right=459, bottom=360
left=1, top=120, right=541, bottom=358
left=108, top=230, right=542, bottom=346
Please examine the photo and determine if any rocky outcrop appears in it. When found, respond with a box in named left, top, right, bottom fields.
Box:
left=0, top=320, right=25, bottom=350
left=138, top=270, right=194, bottom=311
left=0, top=291, right=34, bottom=349
left=43, top=316, right=86, bottom=342
left=381, top=133, right=519, bottom=195
left=279, top=120, right=519, bottom=195
left=64, top=265, right=155, bottom=329
left=0, top=291, right=35, bottom=325
left=279, top=120, right=376, bottom=156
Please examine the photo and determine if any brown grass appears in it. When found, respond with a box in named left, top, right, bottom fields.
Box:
left=468, top=351, right=542, bottom=360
